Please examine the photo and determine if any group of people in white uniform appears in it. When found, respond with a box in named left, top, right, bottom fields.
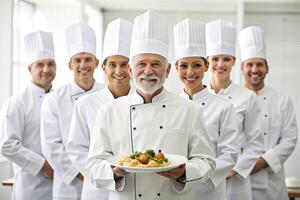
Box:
left=0, top=9, right=298, bottom=200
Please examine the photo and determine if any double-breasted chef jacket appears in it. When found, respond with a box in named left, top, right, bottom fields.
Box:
left=67, top=86, right=133, bottom=200
left=0, top=83, right=53, bottom=200
left=208, top=82, right=264, bottom=200
left=181, top=87, right=240, bottom=200
left=40, top=81, right=102, bottom=199
left=250, top=86, right=298, bottom=200
left=87, top=88, right=216, bottom=200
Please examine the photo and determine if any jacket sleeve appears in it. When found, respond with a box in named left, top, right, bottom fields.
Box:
left=40, top=95, right=79, bottom=185
left=262, top=96, right=298, bottom=173
left=66, top=101, right=91, bottom=176
left=233, top=94, right=264, bottom=179
left=87, top=107, right=123, bottom=191
left=173, top=106, right=216, bottom=193
left=210, top=103, right=239, bottom=189
left=0, top=100, right=45, bottom=176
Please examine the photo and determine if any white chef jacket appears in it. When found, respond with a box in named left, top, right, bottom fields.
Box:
left=67, top=86, right=133, bottom=200
left=40, top=81, right=102, bottom=199
left=208, top=82, right=264, bottom=200
left=181, top=87, right=240, bottom=200
left=87, top=88, right=216, bottom=200
left=250, top=86, right=298, bottom=200
left=0, top=82, right=52, bottom=200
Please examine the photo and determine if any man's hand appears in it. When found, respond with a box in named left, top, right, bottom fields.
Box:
left=226, top=170, right=237, bottom=180
left=112, top=166, right=128, bottom=180
left=157, top=164, right=185, bottom=181
left=42, top=161, right=54, bottom=179
left=251, top=157, right=268, bottom=175
left=76, top=173, right=84, bottom=181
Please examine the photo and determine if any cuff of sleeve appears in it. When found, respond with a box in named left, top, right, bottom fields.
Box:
left=24, top=154, right=45, bottom=176
left=115, top=177, right=126, bottom=192
left=262, top=149, right=281, bottom=174
left=62, top=165, right=79, bottom=185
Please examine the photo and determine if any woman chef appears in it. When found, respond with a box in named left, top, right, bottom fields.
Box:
left=173, top=18, right=240, bottom=200
left=205, top=19, right=264, bottom=200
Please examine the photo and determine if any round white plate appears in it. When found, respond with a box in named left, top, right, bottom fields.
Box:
left=108, top=154, right=187, bottom=173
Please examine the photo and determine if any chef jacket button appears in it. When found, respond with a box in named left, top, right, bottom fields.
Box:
left=138, top=194, right=142, bottom=197
left=75, top=98, right=78, bottom=100
left=162, top=105, right=166, bottom=108
left=133, top=127, right=136, bottom=130
left=157, top=193, right=161, bottom=196
left=228, top=96, right=232, bottom=99
left=264, top=114, right=268, bottom=118
left=160, top=126, right=163, bottom=129
left=264, top=97, right=267, bottom=100
left=264, top=132, right=267, bottom=136
left=132, top=107, right=135, bottom=110
left=202, top=102, right=205, bottom=105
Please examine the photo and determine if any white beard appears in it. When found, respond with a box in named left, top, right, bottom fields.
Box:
left=133, top=74, right=165, bottom=95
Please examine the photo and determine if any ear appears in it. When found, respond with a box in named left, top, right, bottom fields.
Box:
left=129, top=64, right=133, bottom=79
left=232, top=57, right=236, bottom=66
left=28, top=65, right=32, bottom=73
left=68, top=62, right=72, bottom=70
left=95, top=58, right=99, bottom=68
left=165, top=63, right=171, bottom=78
left=101, top=64, right=106, bottom=72
left=204, top=62, right=209, bottom=72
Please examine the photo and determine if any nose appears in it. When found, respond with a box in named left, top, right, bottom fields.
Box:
left=186, top=65, right=194, bottom=75
left=217, top=60, right=224, bottom=67
left=115, top=65, right=123, bottom=75
left=143, top=63, right=153, bottom=75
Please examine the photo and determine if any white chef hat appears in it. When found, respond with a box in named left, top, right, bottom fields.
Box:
left=130, top=10, right=169, bottom=59
left=65, top=23, right=96, bottom=60
left=174, top=18, right=206, bottom=61
left=206, top=19, right=236, bottom=57
left=24, top=31, right=55, bottom=67
left=239, top=26, right=266, bottom=62
left=102, top=18, right=133, bottom=62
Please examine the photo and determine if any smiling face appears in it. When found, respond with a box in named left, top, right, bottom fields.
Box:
left=102, top=55, right=131, bottom=89
left=208, top=54, right=235, bottom=81
left=176, top=56, right=208, bottom=94
left=69, top=52, right=99, bottom=84
left=29, top=59, right=56, bottom=91
left=241, top=58, right=268, bottom=91
left=131, top=53, right=170, bottom=96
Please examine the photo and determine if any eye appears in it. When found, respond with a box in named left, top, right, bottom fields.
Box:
left=194, top=63, right=202, bottom=68
left=223, top=57, right=232, bottom=62
left=108, top=63, right=116, bottom=68
left=137, top=62, right=146, bottom=68
left=178, top=64, right=188, bottom=69
left=121, top=63, right=128, bottom=68
left=211, top=57, right=218, bottom=62
left=152, top=62, right=161, bottom=67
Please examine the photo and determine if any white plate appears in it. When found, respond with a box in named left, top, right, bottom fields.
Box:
left=108, top=154, right=187, bottom=173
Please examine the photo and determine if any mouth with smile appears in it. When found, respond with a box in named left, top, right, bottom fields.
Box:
left=113, top=74, right=127, bottom=81
left=184, top=76, right=198, bottom=84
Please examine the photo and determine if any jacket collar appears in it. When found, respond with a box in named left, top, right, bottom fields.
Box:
left=131, top=87, right=168, bottom=104
left=208, top=82, right=235, bottom=95
left=71, top=81, right=102, bottom=102
left=29, top=82, right=48, bottom=97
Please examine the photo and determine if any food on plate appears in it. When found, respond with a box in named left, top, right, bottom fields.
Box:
left=119, top=149, right=170, bottom=168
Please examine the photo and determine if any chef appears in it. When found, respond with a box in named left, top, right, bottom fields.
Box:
left=205, top=19, right=264, bottom=200
left=40, top=23, right=103, bottom=199
left=173, top=18, right=240, bottom=200
left=0, top=31, right=56, bottom=200
left=66, top=18, right=133, bottom=200
left=239, top=26, right=298, bottom=200
left=87, top=10, right=216, bottom=200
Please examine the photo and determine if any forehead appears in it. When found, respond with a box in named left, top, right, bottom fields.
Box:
left=71, top=52, right=96, bottom=60
left=106, top=55, right=129, bottom=63
left=178, top=56, right=205, bottom=63
left=244, top=58, right=266, bottom=65
left=209, top=54, right=234, bottom=58
left=133, top=53, right=166, bottom=63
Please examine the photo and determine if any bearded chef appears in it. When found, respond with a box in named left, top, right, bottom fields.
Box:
left=66, top=18, right=134, bottom=200
left=40, top=23, right=103, bottom=199
left=87, top=10, right=216, bottom=200
left=0, top=31, right=56, bottom=200
left=239, top=26, right=298, bottom=200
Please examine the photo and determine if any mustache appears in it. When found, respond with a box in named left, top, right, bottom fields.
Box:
left=139, top=75, right=159, bottom=81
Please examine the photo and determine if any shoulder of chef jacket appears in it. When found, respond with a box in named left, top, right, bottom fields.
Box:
left=87, top=89, right=216, bottom=198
